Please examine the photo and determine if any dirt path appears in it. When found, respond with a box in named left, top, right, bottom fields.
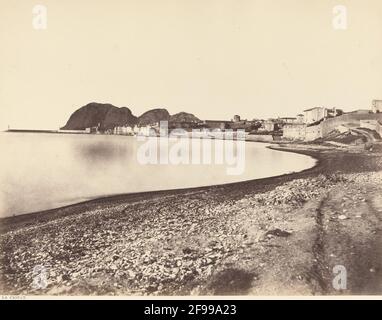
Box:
left=316, top=176, right=382, bottom=294
left=245, top=172, right=382, bottom=295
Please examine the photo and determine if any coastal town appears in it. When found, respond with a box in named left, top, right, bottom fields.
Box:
left=7, top=100, right=382, bottom=146
left=54, top=99, right=382, bottom=146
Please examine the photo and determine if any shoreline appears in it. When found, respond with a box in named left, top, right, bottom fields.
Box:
left=1, top=143, right=382, bottom=295
left=0, top=144, right=320, bottom=232
left=0, top=132, right=312, bottom=222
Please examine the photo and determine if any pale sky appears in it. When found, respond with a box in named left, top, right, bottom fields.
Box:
left=0, top=0, right=381, bottom=130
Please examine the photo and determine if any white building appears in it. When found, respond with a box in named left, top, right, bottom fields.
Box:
left=114, top=126, right=134, bottom=135
left=283, top=123, right=306, bottom=140
left=372, top=100, right=382, bottom=113
left=137, top=125, right=156, bottom=137
left=303, top=107, right=327, bottom=124
left=303, top=107, right=342, bottom=124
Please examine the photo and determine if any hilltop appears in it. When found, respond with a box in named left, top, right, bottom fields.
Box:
left=61, top=103, right=199, bottom=130
left=170, top=112, right=200, bottom=123
left=137, top=108, right=170, bottom=126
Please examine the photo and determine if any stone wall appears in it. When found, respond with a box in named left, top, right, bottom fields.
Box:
left=305, top=124, right=322, bottom=141
left=283, top=124, right=306, bottom=140
left=282, top=113, right=382, bottom=142
left=321, top=113, right=382, bottom=137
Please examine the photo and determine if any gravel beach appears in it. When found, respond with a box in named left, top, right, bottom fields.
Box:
left=1, top=144, right=382, bottom=296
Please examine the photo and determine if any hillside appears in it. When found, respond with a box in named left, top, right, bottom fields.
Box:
left=61, top=103, right=203, bottom=130
left=61, top=103, right=137, bottom=130
left=137, top=108, right=170, bottom=126
left=169, top=112, right=200, bottom=123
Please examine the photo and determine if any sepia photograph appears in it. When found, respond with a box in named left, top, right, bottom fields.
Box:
left=1, top=0, right=382, bottom=303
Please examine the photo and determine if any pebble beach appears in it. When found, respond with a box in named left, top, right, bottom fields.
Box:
left=1, top=144, right=382, bottom=296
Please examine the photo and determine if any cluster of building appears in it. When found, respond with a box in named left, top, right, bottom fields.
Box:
left=200, top=100, right=382, bottom=141
left=84, top=124, right=157, bottom=136
left=281, top=107, right=343, bottom=140
left=112, top=125, right=154, bottom=136
left=281, top=100, right=382, bottom=141
left=86, top=99, right=382, bottom=141
left=198, top=115, right=297, bottom=132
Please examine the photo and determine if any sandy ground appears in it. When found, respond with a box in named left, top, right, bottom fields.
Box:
left=1, top=143, right=382, bottom=296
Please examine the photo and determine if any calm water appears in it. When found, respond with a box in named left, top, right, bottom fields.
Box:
left=0, top=132, right=316, bottom=217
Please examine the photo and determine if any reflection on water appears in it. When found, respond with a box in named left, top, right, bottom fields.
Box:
left=0, top=132, right=316, bottom=217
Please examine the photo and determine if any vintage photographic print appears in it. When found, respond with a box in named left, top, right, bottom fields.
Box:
left=0, top=0, right=382, bottom=300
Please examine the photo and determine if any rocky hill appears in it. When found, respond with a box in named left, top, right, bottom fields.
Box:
left=61, top=103, right=137, bottom=130
left=137, top=108, right=170, bottom=126
left=61, top=103, right=201, bottom=130
left=170, top=112, right=200, bottom=123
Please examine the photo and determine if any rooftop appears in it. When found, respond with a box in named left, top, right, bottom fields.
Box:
left=202, top=120, right=233, bottom=123
left=303, top=107, right=325, bottom=112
